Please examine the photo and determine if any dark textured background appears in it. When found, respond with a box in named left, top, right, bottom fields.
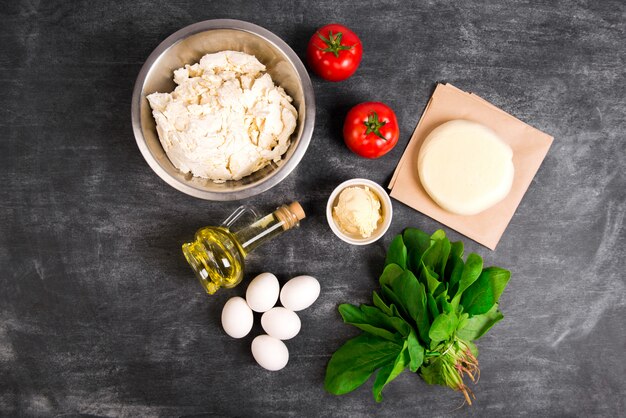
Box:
left=1, top=0, right=625, bottom=416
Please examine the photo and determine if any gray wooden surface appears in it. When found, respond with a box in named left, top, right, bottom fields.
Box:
left=1, top=1, right=625, bottom=416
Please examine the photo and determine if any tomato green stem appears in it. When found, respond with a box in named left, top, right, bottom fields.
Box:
left=363, top=111, right=388, bottom=140
left=317, top=31, right=353, bottom=58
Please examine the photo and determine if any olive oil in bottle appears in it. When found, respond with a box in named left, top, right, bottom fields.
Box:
left=182, top=202, right=305, bottom=295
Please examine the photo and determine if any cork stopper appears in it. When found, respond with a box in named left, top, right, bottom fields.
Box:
left=274, top=201, right=305, bottom=230
left=288, top=201, right=306, bottom=221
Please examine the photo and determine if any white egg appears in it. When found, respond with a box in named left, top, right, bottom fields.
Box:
left=221, top=296, right=253, bottom=339
left=261, top=307, right=301, bottom=340
left=246, top=272, right=280, bottom=312
left=251, top=334, right=289, bottom=371
left=280, top=275, right=320, bottom=311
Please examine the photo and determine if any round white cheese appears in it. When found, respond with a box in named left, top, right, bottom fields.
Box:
left=417, top=120, right=514, bottom=216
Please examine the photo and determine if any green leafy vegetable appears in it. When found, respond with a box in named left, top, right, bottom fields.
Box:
left=461, top=267, right=510, bottom=316
left=372, top=341, right=410, bottom=402
left=403, top=228, right=431, bottom=271
left=338, top=304, right=403, bottom=343
left=388, top=270, right=421, bottom=323
left=407, top=329, right=424, bottom=372
left=372, top=291, right=393, bottom=316
left=429, top=312, right=458, bottom=344
left=450, top=241, right=464, bottom=259
left=456, top=305, right=504, bottom=341
left=324, top=333, right=402, bottom=395
left=379, top=263, right=404, bottom=288
left=450, top=253, right=483, bottom=309
left=426, top=293, right=439, bottom=323
left=384, top=235, right=407, bottom=269
left=324, top=228, right=511, bottom=405
left=413, top=282, right=431, bottom=344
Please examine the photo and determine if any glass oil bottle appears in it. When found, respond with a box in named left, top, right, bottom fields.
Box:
left=182, top=202, right=305, bottom=295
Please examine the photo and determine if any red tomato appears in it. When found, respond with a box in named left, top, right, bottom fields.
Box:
left=343, top=102, right=400, bottom=159
left=306, top=24, right=362, bottom=82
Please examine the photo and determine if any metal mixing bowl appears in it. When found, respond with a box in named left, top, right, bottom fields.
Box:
left=131, top=19, right=315, bottom=200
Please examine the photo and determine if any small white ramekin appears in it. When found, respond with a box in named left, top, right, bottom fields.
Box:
left=326, top=178, right=393, bottom=245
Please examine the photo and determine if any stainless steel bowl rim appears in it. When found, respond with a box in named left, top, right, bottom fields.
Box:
left=131, top=19, right=315, bottom=200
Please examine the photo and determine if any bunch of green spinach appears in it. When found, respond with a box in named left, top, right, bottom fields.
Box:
left=324, top=228, right=510, bottom=404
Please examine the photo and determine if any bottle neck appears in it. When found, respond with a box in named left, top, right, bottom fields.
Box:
left=232, top=205, right=300, bottom=256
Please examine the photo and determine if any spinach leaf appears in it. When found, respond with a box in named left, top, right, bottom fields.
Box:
left=407, top=249, right=423, bottom=279
left=325, top=333, right=402, bottom=395
left=429, top=312, right=459, bottom=344
left=403, top=228, right=431, bottom=271
left=446, top=255, right=464, bottom=295
left=461, top=267, right=511, bottom=316
left=450, top=253, right=483, bottom=309
left=430, top=229, right=447, bottom=241
left=388, top=270, right=421, bottom=324
left=404, top=228, right=431, bottom=249
left=407, top=329, right=425, bottom=372
left=421, top=238, right=443, bottom=270
left=427, top=293, right=439, bottom=322
left=456, top=304, right=504, bottom=341
left=372, top=291, right=393, bottom=317
left=413, top=281, right=431, bottom=345
left=455, top=253, right=484, bottom=296
left=380, top=274, right=431, bottom=346
left=379, top=263, right=404, bottom=288
left=450, top=241, right=464, bottom=259
left=390, top=304, right=404, bottom=321
left=433, top=282, right=447, bottom=299
left=431, top=231, right=451, bottom=280
left=385, top=235, right=407, bottom=269
left=381, top=284, right=410, bottom=322
left=338, top=304, right=403, bottom=343
left=436, top=292, right=453, bottom=314
left=457, top=312, right=470, bottom=331
left=372, top=342, right=410, bottom=402
left=419, top=358, right=445, bottom=386
left=361, top=304, right=412, bottom=337
left=421, top=263, right=441, bottom=295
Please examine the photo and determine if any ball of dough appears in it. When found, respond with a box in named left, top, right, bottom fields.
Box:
left=418, top=120, right=514, bottom=216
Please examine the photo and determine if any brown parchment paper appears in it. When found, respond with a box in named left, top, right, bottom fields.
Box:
left=389, top=83, right=554, bottom=250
